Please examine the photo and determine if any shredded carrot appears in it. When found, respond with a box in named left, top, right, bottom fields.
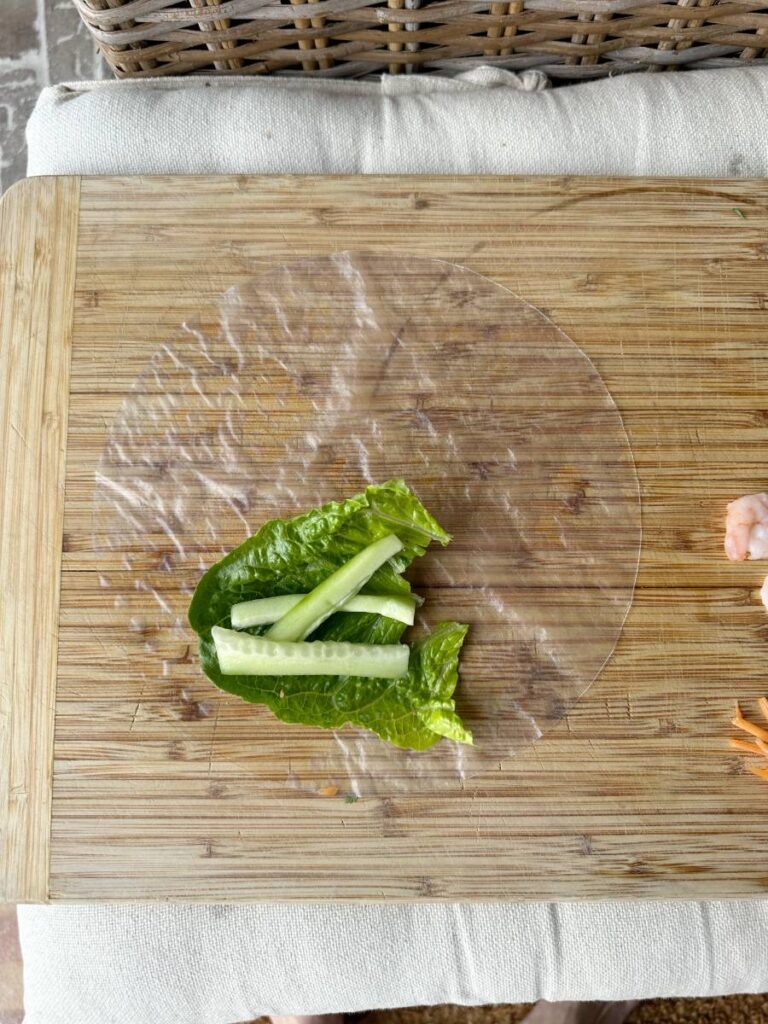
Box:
left=729, top=699, right=768, bottom=778
left=318, top=785, right=339, bottom=797
left=729, top=737, right=764, bottom=756
left=731, top=715, right=768, bottom=742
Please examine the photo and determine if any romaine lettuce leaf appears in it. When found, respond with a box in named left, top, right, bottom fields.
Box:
left=188, top=480, right=472, bottom=749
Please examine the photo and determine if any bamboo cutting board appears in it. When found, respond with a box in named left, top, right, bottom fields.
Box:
left=2, top=173, right=768, bottom=903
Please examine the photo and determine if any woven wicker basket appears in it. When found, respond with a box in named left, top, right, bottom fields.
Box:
left=74, top=0, right=768, bottom=80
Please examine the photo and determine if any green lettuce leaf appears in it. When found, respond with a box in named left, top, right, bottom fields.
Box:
left=188, top=480, right=472, bottom=749
left=345, top=622, right=472, bottom=749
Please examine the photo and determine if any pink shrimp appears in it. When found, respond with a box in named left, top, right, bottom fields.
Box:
left=724, top=493, right=768, bottom=561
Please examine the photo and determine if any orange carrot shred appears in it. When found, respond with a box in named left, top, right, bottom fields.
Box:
left=759, top=697, right=768, bottom=725
left=731, top=716, right=768, bottom=742
left=729, top=737, right=764, bottom=755
left=318, top=785, right=339, bottom=797
left=748, top=764, right=768, bottom=780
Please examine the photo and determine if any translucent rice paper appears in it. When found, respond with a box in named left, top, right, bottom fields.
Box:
left=94, top=253, right=641, bottom=794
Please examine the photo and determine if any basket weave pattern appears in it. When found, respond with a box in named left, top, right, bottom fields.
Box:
left=74, top=0, right=768, bottom=79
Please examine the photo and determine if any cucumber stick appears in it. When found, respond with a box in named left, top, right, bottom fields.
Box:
left=231, top=591, right=416, bottom=629
left=212, top=626, right=409, bottom=679
left=266, top=533, right=404, bottom=642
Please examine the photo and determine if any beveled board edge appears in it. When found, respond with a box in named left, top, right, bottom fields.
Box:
left=0, top=177, right=80, bottom=902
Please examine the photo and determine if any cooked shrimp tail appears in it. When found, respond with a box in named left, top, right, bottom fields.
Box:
left=724, top=493, right=768, bottom=561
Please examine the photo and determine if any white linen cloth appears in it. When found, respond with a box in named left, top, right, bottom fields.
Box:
left=20, top=65, right=768, bottom=1022
left=18, top=900, right=768, bottom=1023
left=26, top=66, right=768, bottom=179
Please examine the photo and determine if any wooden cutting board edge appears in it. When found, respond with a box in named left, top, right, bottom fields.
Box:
left=0, top=177, right=80, bottom=901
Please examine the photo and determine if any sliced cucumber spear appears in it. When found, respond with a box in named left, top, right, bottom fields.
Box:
left=212, top=626, right=409, bottom=679
left=265, top=533, right=404, bottom=642
left=231, top=591, right=416, bottom=629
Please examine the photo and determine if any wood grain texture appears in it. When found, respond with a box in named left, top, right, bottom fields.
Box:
left=4, top=173, right=768, bottom=901
left=0, top=177, right=80, bottom=901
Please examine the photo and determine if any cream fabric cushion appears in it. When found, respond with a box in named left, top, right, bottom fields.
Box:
left=26, top=66, right=768, bottom=178
left=19, top=900, right=768, bottom=1023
